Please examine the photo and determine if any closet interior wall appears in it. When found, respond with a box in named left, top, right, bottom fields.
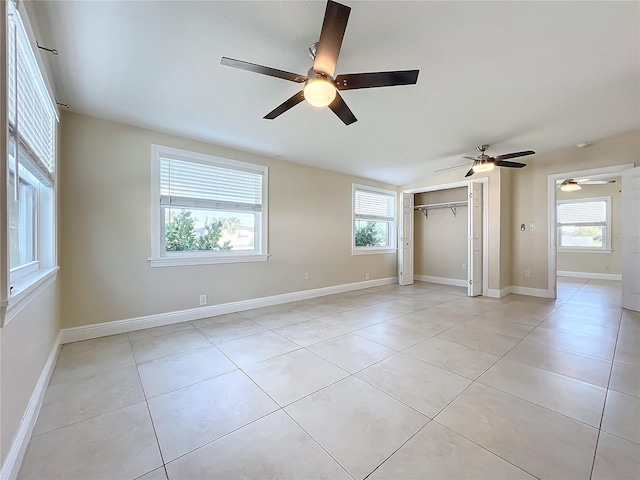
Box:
left=414, top=187, right=468, bottom=282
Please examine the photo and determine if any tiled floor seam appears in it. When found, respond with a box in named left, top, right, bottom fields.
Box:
left=158, top=408, right=282, bottom=471
left=133, top=365, right=167, bottom=468
left=29, top=398, right=149, bottom=439
left=279, top=407, right=357, bottom=479
left=588, top=306, right=625, bottom=480
left=430, top=420, right=544, bottom=480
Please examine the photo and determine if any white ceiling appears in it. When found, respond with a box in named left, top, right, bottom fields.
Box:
left=32, top=1, right=639, bottom=185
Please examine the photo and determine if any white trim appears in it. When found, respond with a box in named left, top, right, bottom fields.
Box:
left=557, top=195, right=612, bottom=252
left=558, top=271, right=622, bottom=281
left=558, top=248, right=613, bottom=254
left=2, top=268, right=58, bottom=326
left=352, top=183, right=398, bottom=252
left=414, top=274, right=467, bottom=288
left=149, top=254, right=268, bottom=267
left=60, top=277, right=398, bottom=344
left=509, top=286, right=555, bottom=298
left=0, top=331, right=61, bottom=480
left=487, top=287, right=513, bottom=298
left=404, top=179, right=471, bottom=195
left=547, top=163, right=634, bottom=301
left=150, top=144, right=269, bottom=267
left=351, top=248, right=396, bottom=256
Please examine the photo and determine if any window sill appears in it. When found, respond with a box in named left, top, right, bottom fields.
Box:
left=558, top=248, right=612, bottom=254
left=149, top=254, right=269, bottom=267
left=2, top=267, right=59, bottom=327
left=352, top=248, right=397, bottom=256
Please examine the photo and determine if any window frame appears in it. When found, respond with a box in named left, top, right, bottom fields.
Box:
left=352, top=183, right=397, bottom=255
left=2, top=0, right=59, bottom=327
left=149, top=145, right=269, bottom=267
left=557, top=196, right=612, bottom=253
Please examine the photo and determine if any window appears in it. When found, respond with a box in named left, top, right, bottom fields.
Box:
left=150, top=145, right=268, bottom=267
left=352, top=184, right=397, bottom=254
left=557, top=197, right=612, bottom=252
left=6, top=0, right=57, bottom=292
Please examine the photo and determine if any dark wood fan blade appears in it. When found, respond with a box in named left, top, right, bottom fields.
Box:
left=328, top=92, right=357, bottom=125
left=494, top=150, right=535, bottom=160
left=335, top=70, right=419, bottom=90
left=221, top=57, right=306, bottom=83
left=494, top=160, right=527, bottom=168
left=313, top=0, right=351, bottom=78
left=264, top=91, right=305, bottom=120
left=465, top=168, right=475, bottom=177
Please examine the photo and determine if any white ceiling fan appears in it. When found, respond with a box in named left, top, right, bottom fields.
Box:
left=557, top=178, right=616, bottom=192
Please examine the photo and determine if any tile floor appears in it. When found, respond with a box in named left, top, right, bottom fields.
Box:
left=18, top=279, right=640, bottom=479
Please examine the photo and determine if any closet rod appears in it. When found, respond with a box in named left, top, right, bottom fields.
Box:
left=414, top=201, right=468, bottom=218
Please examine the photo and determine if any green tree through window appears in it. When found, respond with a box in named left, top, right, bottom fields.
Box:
left=166, top=210, right=238, bottom=251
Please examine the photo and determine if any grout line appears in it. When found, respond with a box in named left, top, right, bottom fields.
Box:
left=588, top=306, right=624, bottom=480
left=38, top=280, right=628, bottom=479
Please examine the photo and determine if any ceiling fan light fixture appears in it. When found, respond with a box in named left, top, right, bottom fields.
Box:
left=560, top=180, right=581, bottom=192
left=472, top=160, right=495, bottom=173
left=303, top=77, right=336, bottom=107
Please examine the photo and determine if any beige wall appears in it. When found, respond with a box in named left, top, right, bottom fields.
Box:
left=499, top=168, right=513, bottom=289
left=510, top=131, right=638, bottom=290
left=557, top=179, right=622, bottom=275
left=0, top=280, right=60, bottom=466
left=59, top=112, right=397, bottom=328
left=414, top=188, right=467, bottom=280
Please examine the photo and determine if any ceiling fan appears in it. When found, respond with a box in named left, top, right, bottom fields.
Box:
left=461, top=144, right=535, bottom=177
left=558, top=178, right=616, bottom=192
left=220, top=0, right=419, bottom=125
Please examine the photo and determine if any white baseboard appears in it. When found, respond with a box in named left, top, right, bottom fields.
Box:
left=414, top=275, right=467, bottom=288
left=509, top=286, right=555, bottom=299
left=1, top=332, right=61, bottom=480
left=61, top=277, right=398, bottom=344
left=557, top=271, right=622, bottom=281
left=486, top=287, right=513, bottom=298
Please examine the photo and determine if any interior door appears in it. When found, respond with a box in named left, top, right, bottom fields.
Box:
left=398, top=192, right=414, bottom=285
left=622, top=166, right=640, bottom=312
left=468, top=182, right=483, bottom=296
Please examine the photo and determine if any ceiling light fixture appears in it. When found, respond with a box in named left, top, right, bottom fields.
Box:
left=560, top=179, right=581, bottom=192
left=472, top=160, right=495, bottom=173
left=303, top=77, right=337, bottom=108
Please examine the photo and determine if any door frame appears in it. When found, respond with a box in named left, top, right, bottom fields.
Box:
left=547, top=163, right=634, bottom=298
left=402, top=178, right=488, bottom=296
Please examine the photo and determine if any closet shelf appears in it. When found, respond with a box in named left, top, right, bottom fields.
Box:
left=414, top=201, right=468, bottom=218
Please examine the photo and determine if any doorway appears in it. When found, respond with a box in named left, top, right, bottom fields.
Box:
left=547, top=163, right=635, bottom=307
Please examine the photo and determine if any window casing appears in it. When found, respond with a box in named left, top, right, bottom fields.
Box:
left=5, top=0, right=57, bottom=307
left=557, top=196, right=612, bottom=253
left=150, top=145, right=268, bottom=267
left=352, top=184, right=397, bottom=255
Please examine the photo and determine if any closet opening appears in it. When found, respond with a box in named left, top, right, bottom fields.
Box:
left=399, top=179, right=488, bottom=297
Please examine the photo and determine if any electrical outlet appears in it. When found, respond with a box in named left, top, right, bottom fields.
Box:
left=524, top=270, right=531, bottom=278
left=365, top=273, right=370, bottom=280
left=462, top=263, right=467, bottom=270
left=199, top=294, right=207, bottom=306
left=304, top=272, right=310, bottom=280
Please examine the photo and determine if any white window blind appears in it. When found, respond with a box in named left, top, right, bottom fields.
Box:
left=7, top=1, right=56, bottom=181
left=160, top=157, right=263, bottom=213
left=354, top=188, right=395, bottom=221
left=557, top=200, right=606, bottom=225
